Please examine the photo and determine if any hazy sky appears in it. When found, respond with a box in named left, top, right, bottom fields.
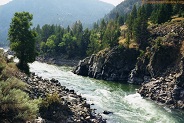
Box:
left=100, top=0, right=123, bottom=6
left=0, top=0, right=123, bottom=6
left=0, top=0, right=12, bottom=5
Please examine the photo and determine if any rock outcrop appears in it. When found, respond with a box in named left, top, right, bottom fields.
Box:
left=36, top=56, right=79, bottom=67
left=136, top=21, right=184, bottom=109
left=73, top=46, right=139, bottom=81
left=138, top=74, right=184, bottom=109
left=129, top=21, right=184, bottom=84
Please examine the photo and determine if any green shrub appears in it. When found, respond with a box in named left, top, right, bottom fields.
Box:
left=154, top=37, right=163, bottom=49
left=139, top=50, right=145, bottom=57
left=39, top=93, right=72, bottom=122
left=0, top=77, right=40, bottom=123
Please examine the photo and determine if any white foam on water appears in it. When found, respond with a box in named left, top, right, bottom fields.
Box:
left=123, top=93, right=176, bottom=123
left=29, top=61, right=183, bottom=123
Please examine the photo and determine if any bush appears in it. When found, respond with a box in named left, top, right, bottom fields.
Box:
left=39, top=93, right=72, bottom=122
left=0, top=77, right=40, bottom=123
left=0, top=50, right=6, bottom=73
left=139, top=50, right=145, bottom=57
left=154, top=37, right=163, bottom=49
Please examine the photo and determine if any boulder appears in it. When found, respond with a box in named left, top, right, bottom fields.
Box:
left=103, top=110, right=113, bottom=115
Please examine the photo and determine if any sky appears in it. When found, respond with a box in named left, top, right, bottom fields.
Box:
left=0, top=0, right=123, bottom=6
left=0, top=0, right=12, bottom=5
left=100, top=0, right=123, bottom=6
left=0, top=0, right=11, bottom=5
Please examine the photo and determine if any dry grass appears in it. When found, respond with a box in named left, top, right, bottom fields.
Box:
left=119, top=37, right=126, bottom=45
left=119, top=24, right=140, bottom=49
left=148, top=20, right=154, bottom=26
left=96, top=48, right=109, bottom=58
left=119, top=25, right=127, bottom=45
left=129, top=42, right=139, bottom=49
left=118, top=36, right=138, bottom=49
left=5, top=63, right=19, bottom=76
left=0, top=50, right=19, bottom=80
left=120, top=25, right=128, bottom=31
left=180, top=41, right=184, bottom=56
left=171, top=16, right=184, bottom=22
left=172, top=17, right=184, bottom=22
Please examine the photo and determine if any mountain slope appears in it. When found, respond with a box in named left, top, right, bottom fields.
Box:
left=105, top=0, right=141, bottom=20
left=0, top=0, right=114, bottom=45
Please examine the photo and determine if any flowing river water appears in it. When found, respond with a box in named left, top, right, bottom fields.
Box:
left=28, top=61, right=184, bottom=123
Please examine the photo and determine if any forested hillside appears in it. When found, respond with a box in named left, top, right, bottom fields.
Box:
left=73, top=2, right=184, bottom=78
left=0, top=0, right=114, bottom=45
left=34, top=3, right=184, bottom=61
left=104, top=0, right=141, bottom=20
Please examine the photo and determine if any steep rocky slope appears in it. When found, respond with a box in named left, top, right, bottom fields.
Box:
left=73, top=20, right=184, bottom=109
left=73, top=47, right=139, bottom=81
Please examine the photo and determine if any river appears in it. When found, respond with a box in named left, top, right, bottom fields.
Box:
left=29, top=61, right=184, bottom=123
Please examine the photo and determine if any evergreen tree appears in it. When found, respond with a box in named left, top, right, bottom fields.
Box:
left=99, top=19, right=107, bottom=41
left=127, top=5, right=137, bottom=38
left=133, top=6, right=149, bottom=49
left=125, top=31, right=130, bottom=48
left=80, top=28, right=90, bottom=57
left=173, top=4, right=184, bottom=16
left=102, top=20, right=120, bottom=48
left=87, top=31, right=100, bottom=55
left=145, top=4, right=153, bottom=18
left=8, top=12, right=37, bottom=73
left=150, top=4, right=172, bottom=24
left=118, top=16, right=125, bottom=26
left=41, top=24, right=54, bottom=42
left=131, top=5, right=137, bottom=19
left=55, top=26, right=64, bottom=53
left=93, top=22, right=99, bottom=30
left=72, top=21, right=83, bottom=37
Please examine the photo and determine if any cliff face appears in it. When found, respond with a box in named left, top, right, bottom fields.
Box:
left=129, top=21, right=184, bottom=84
left=73, top=47, right=139, bottom=82
left=137, top=21, right=184, bottom=109
left=73, top=20, right=184, bottom=109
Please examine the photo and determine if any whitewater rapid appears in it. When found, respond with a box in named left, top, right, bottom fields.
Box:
left=29, top=61, right=184, bottom=123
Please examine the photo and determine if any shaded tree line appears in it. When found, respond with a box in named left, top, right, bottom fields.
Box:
left=34, top=19, right=121, bottom=58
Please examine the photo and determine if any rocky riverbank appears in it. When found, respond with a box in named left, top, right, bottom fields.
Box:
left=73, top=20, right=184, bottom=109
left=36, top=56, right=79, bottom=67
left=18, top=72, right=106, bottom=123
left=138, top=74, right=184, bottom=109
left=2, top=48, right=106, bottom=122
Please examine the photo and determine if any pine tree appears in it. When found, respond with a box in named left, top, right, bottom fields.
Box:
left=8, top=12, right=37, bottom=73
left=133, top=6, right=149, bottom=49
left=150, top=4, right=172, bottom=24
left=127, top=5, right=137, bottom=38
left=102, top=21, right=120, bottom=48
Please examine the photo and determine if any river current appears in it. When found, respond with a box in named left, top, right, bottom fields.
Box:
left=29, top=61, right=184, bottom=123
